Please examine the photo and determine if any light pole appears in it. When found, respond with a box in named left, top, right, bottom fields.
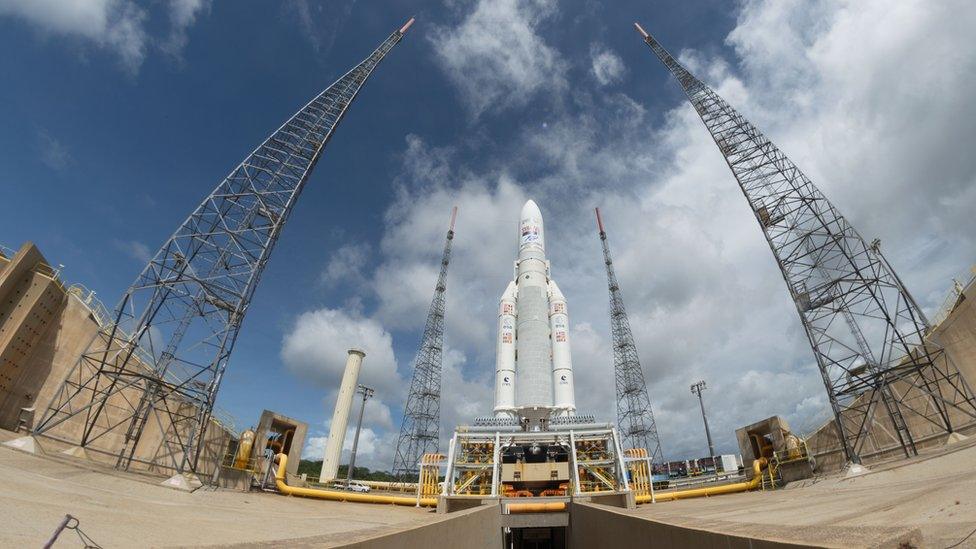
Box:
left=691, top=380, right=715, bottom=459
left=346, top=384, right=374, bottom=486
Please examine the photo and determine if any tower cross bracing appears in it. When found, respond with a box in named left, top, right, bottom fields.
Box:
left=634, top=22, right=976, bottom=464
left=31, top=19, right=415, bottom=475
left=392, top=206, right=456, bottom=481
left=596, top=208, right=664, bottom=464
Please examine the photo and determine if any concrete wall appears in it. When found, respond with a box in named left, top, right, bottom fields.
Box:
left=343, top=505, right=502, bottom=549
left=936, top=276, right=976, bottom=387
left=569, top=502, right=812, bottom=548
left=253, top=409, right=308, bottom=477
left=734, top=415, right=790, bottom=476
left=0, top=243, right=65, bottom=428
left=804, top=275, right=976, bottom=471
left=0, top=242, right=235, bottom=479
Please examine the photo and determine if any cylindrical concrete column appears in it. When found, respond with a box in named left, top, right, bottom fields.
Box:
left=320, top=349, right=365, bottom=481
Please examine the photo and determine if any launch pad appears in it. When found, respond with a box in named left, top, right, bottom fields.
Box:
left=436, top=200, right=645, bottom=521
left=441, top=420, right=637, bottom=506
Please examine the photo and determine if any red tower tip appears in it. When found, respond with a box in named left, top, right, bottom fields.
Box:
left=399, top=17, right=416, bottom=34
left=595, top=207, right=605, bottom=233
left=634, top=22, right=649, bottom=38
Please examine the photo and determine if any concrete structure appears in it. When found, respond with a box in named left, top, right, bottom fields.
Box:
left=320, top=349, right=365, bottom=481
left=255, top=409, right=308, bottom=478
left=0, top=243, right=234, bottom=479
left=3, top=427, right=975, bottom=547
left=804, top=273, right=976, bottom=472
left=735, top=415, right=814, bottom=482
left=215, top=409, right=308, bottom=491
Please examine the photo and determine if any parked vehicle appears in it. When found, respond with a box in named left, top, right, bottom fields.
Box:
left=347, top=482, right=370, bottom=493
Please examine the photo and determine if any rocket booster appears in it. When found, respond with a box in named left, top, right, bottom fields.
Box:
left=494, top=200, right=576, bottom=419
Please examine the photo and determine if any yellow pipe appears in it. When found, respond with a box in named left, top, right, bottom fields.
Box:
left=274, top=454, right=437, bottom=507
left=637, top=459, right=766, bottom=504
left=508, top=502, right=567, bottom=513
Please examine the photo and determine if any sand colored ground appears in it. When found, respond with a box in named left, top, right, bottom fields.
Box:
left=3, top=429, right=976, bottom=548
left=0, top=438, right=437, bottom=548
left=616, top=437, right=976, bottom=548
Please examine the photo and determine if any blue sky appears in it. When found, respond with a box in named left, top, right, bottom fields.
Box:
left=3, top=0, right=975, bottom=469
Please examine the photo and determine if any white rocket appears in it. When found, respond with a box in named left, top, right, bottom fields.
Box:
left=494, top=200, right=576, bottom=421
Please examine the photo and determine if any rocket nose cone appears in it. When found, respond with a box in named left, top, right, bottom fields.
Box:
left=521, top=199, right=542, bottom=222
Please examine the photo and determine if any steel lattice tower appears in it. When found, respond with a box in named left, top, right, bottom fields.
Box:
left=31, top=19, right=415, bottom=475
left=596, top=208, right=664, bottom=464
left=634, top=22, right=976, bottom=464
left=391, top=207, right=456, bottom=482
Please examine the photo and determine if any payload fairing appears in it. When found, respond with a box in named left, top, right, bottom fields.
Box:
left=493, top=200, right=576, bottom=422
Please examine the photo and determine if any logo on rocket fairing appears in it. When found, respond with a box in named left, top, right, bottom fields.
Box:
left=520, top=222, right=541, bottom=245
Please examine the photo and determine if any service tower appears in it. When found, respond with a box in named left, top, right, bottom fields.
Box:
left=494, top=200, right=576, bottom=427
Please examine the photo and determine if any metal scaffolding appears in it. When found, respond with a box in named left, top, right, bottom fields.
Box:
left=392, top=206, right=457, bottom=481
left=634, top=22, right=976, bottom=464
left=30, top=19, right=415, bottom=475
left=595, top=208, right=665, bottom=464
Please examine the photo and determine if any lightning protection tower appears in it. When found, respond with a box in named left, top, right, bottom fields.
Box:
left=30, top=18, right=416, bottom=476
left=596, top=207, right=664, bottom=465
left=392, top=206, right=457, bottom=481
left=634, top=22, right=976, bottom=464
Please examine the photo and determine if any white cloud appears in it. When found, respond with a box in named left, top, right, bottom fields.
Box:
left=285, top=0, right=976, bottom=464
left=113, top=239, right=151, bottom=263
left=320, top=244, right=370, bottom=287
left=364, top=0, right=976, bottom=462
left=281, top=308, right=402, bottom=399
left=590, top=43, right=626, bottom=86
left=0, top=0, right=210, bottom=73
left=161, top=0, right=210, bottom=60
left=429, top=0, right=567, bottom=116
left=35, top=128, right=71, bottom=170
left=0, top=0, right=148, bottom=73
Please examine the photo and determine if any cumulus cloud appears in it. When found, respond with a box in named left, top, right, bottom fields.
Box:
left=286, top=0, right=976, bottom=463
left=0, top=0, right=210, bottom=73
left=429, top=0, right=567, bottom=116
left=161, top=0, right=210, bottom=61
left=590, top=43, right=626, bottom=86
left=0, top=0, right=148, bottom=72
left=280, top=308, right=401, bottom=399
left=360, top=0, right=976, bottom=462
left=320, top=244, right=370, bottom=287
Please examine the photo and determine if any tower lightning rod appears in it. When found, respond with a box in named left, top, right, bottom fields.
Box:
left=400, top=17, right=416, bottom=34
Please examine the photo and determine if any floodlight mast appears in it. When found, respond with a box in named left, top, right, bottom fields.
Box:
left=690, top=380, right=714, bottom=459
